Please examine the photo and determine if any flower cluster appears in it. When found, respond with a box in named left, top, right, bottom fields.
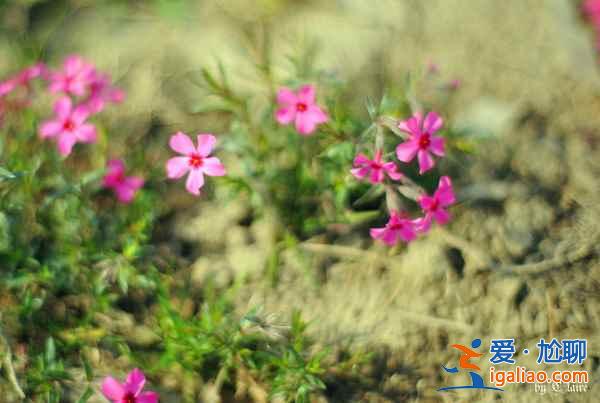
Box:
left=40, top=55, right=124, bottom=156
left=583, top=0, right=600, bottom=50
left=353, top=111, right=456, bottom=246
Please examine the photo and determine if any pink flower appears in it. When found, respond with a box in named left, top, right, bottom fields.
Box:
left=448, top=79, right=461, bottom=90
left=417, top=176, right=455, bottom=232
left=39, top=97, right=97, bottom=156
left=583, top=0, right=600, bottom=26
left=103, top=159, right=144, bottom=204
left=48, top=55, right=96, bottom=97
left=370, top=211, right=418, bottom=245
left=85, top=72, right=125, bottom=113
left=0, top=63, right=47, bottom=98
left=166, top=132, right=226, bottom=196
left=395, top=111, right=445, bottom=174
left=351, top=150, right=403, bottom=184
left=101, top=368, right=158, bottom=403
left=275, top=85, right=328, bottom=135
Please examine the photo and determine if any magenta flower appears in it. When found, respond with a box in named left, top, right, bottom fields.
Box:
left=39, top=97, right=97, bottom=156
left=370, top=211, right=418, bottom=245
left=351, top=150, right=403, bottom=184
left=166, top=132, right=226, bottom=196
left=275, top=85, right=328, bottom=135
left=101, top=368, right=158, bottom=403
left=0, top=63, right=47, bottom=97
left=395, top=111, right=445, bottom=174
left=48, top=55, right=96, bottom=97
left=583, top=0, right=600, bottom=26
left=86, top=72, right=125, bottom=113
left=417, top=176, right=455, bottom=232
left=103, top=159, right=144, bottom=204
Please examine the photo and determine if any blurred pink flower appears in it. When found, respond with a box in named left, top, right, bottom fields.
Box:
left=103, top=159, right=144, bottom=204
left=86, top=72, right=125, bottom=113
left=48, top=55, right=96, bottom=97
left=417, top=175, right=455, bottom=232
left=39, top=97, right=97, bottom=156
left=166, top=132, right=226, bottom=196
left=0, top=63, right=47, bottom=96
left=275, top=84, right=328, bottom=135
left=426, top=61, right=440, bottom=75
left=101, top=368, right=158, bottom=403
left=448, top=79, right=461, bottom=90
left=583, top=0, right=600, bottom=26
left=370, top=211, right=418, bottom=245
left=395, top=111, right=445, bottom=174
left=351, top=150, right=403, bottom=184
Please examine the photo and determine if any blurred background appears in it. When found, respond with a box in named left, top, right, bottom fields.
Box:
left=2, top=0, right=600, bottom=402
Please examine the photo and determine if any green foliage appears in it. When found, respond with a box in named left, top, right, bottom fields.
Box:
left=154, top=284, right=327, bottom=401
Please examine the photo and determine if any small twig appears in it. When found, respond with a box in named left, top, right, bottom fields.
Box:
left=299, top=243, right=384, bottom=261
left=0, top=326, right=26, bottom=400
left=495, top=243, right=596, bottom=275
left=394, top=310, right=474, bottom=334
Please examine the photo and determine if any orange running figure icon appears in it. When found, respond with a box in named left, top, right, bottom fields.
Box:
left=451, top=343, right=483, bottom=370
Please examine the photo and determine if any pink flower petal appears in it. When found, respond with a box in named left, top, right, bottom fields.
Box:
left=185, top=169, right=204, bottom=195
left=109, top=88, right=125, bottom=103
left=382, top=229, right=400, bottom=245
left=63, top=55, right=83, bottom=76
left=101, top=377, right=125, bottom=400
left=0, top=79, right=16, bottom=96
left=436, top=176, right=455, bottom=205
left=429, top=136, right=445, bottom=157
left=48, top=79, right=65, bottom=94
left=417, top=150, right=434, bottom=174
left=125, top=176, right=144, bottom=190
left=124, top=368, right=146, bottom=396
left=351, top=167, right=369, bottom=180
left=75, top=124, right=97, bottom=143
left=104, top=159, right=125, bottom=187
left=414, top=216, right=432, bottom=233
left=433, top=209, right=450, bottom=225
left=169, top=132, right=196, bottom=155
left=423, top=112, right=443, bottom=133
left=419, top=195, right=436, bottom=211
left=399, top=227, right=416, bottom=242
left=39, top=120, right=62, bottom=138
left=297, top=85, right=316, bottom=104
left=275, top=106, right=296, bottom=125
left=353, top=153, right=370, bottom=166
left=57, top=133, right=77, bottom=156
left=295, top=112, right=318, bottom=135
left=115, top=183, right=136, bottom=203
left=306, top=105, right=328, bottom=124
left=398, top=113, right=422, bottom=135
left=202, top=157, right=226, bottom=176
left=54, top=97, right=72, bottom=120
left=395, top=141, right=418, bottom=162
left=71, top=105, right=91, bottom=125
left=136, top=392, right=160, bottom=403
left=166, top=157, right=190, bottom=179
left=370, top=227, right=386, bottom=240
left=370, top=168, right=384, bottom=184
left=196, top=134, right=216, bottom=157
left=276, top=87, right=297, bottom=106
left=383, top=163, right=403, bottom=181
